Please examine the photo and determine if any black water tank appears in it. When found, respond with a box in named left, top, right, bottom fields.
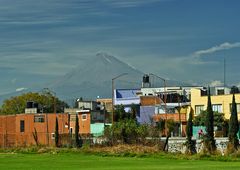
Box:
left=26, top=101, right=34, bottom=108
left=33, top=102, right=39, bottom=109
left=143, top=74, right=149, bottom=83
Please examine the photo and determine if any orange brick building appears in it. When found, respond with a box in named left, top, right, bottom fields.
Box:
left=69, top=110, right=91, bottom=136
left=0, top=111, right=91, bottom=147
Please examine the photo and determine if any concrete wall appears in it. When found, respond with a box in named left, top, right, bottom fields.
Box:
left=90, top=123, right=105, bottom=137
left=167, top=137, right=228, bottom=155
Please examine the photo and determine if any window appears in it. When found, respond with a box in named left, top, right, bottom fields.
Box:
left=51, top=133, right=55, bottom=139
left=70, top=114, right=76, bottom=121
left=165, top=108, right=175, bottom=114
left=34, top=115, right=45, bottom=123
left=212, top=104, right=222, bottom=113
left=230, top=103, right=240, bottom=113
left=82, top=114, right=87, bottom=121
left=217, top=89, right=224, bottom=95
left=195, top=105, right=204, bottom=115
left=20, top=120, right=25, bottom=132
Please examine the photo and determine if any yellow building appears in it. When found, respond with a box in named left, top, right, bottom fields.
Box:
left=191, top=88, right=240, bottom=120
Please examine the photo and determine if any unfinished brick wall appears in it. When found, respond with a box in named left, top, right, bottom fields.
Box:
left=0, top=113, right=70, bottom=147
left=0, top=115, right=16, bottom=147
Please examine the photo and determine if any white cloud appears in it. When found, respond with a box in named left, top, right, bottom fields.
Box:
left=16, top=87, right=27, bottom=92
left=209, top=80, right=223, bottom=87
left=180, top=42, right=240, bottom=65
left=102, top=0, right=172, bottom=8
left=193, top=42, right=240, bottom=57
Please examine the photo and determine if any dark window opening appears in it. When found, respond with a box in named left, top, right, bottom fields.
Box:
left=20, top=120, right=25, bottom=132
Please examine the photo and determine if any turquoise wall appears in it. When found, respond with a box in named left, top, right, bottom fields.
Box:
left=193, top=126, right=206, bottom=139
left=90, top=123, right=112, bottom=137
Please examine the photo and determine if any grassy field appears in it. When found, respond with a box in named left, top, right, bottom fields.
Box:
left=0, top=152, right=240, bottom=170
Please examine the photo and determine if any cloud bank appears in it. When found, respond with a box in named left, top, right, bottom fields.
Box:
left=193, top=42, right=240, bottom=57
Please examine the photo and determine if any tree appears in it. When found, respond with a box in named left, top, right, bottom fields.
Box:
left=166, top=119, right=176, bottom=136
left=0, top=91, right=69, bottom=115
left=228, top=94, right=239, bottom=150
left=187, top=109, right=193, bottom=139
left=55, top=117, right=59, bottom=147
left=193, top=111, right=225, bottom=128
left=114, top=105, right=126, bottom=121
left=104, top=119, right=149, bottom=145
left=186, top=109, right=196, bottom=154
left=130, top=104, right=138, bottom=121
left=156, top=119, right=165, bottom=137
left=203, top=87, right=216, bottom=153
left=75, top=114, right=82, bottom=148
left=230, top=86, right=240, bottom=94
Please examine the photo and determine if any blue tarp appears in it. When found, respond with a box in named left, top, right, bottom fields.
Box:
left=116, top=89, right=139, bottom=99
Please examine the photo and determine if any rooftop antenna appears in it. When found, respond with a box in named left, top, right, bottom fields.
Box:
left=224, top=58, right=226, bottom=92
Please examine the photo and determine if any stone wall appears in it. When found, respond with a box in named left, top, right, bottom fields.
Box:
left=167, top=137, right=228, bottom=155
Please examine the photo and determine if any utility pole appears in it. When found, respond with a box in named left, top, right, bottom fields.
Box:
left=54, top=94, right=56, bottom=114
left=103, top=102, right=106, bottom=126
left=111, top=73, right=128, bottom=124
left=224, top=58, right=226, bottom=94
left=149, top=73, right=167, bottom=135
left=42, top=88, right=56, bottom=146
left=177, top=94, right=182, bottom=137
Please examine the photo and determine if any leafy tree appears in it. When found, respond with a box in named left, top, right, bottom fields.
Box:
left=203, top=87, right=216, bottom=153
left=187, top=110, right=193, bottom=139
left=114, top=104, right=139, bottom=122
left=228, top=94, right=239, bottom=150
left=114, top=105, right=127, bottom=121
left=114, top=104, right=139, bottom=123
left=104, top=119, right=149, bottom=145
left=0, top=91, right=69, bottom=115
left=75, top=114, right=82, bottom=148
left=166, top=119, right=176, bottom=136
left=230, top=86, right=240, bottom=94
left=186, top=109, right=196, bottom=154
left=156, top=119, right=165, bottom=137
left=193, top=111, right=225, bottom=128
left=130, top=104, right=138, bottom=120
left=55, top=117, right=59, bottom=147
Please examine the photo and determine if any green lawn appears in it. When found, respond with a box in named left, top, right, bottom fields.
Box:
left=0, top=153, right=239, bottom=170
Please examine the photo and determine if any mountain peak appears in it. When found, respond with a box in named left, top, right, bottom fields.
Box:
left=96, top=52, right=113, bottom=64
left=96, top=52, right=112, bottom=58
left=47, top=53, right=144, bottom=100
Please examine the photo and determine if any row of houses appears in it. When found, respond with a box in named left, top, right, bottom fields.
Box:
left=112, top=75, right=240, bottom=137
left=1, top=75, right=240, bottom=147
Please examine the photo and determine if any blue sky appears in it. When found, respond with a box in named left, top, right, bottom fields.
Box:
left=0, top=0, right=240, bottom=94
